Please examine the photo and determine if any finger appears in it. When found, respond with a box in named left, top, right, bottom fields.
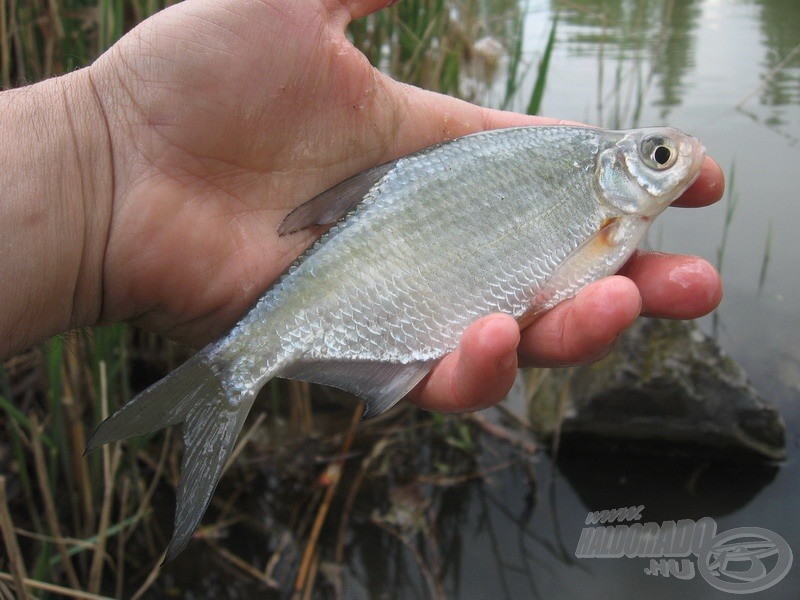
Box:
left=518, top=276, right=642, bottom=367
left=409, top=313, right=520, bottom=412
left=672, top=156, right=725, bottom=208
left=619, top=251, right=722, bottom=319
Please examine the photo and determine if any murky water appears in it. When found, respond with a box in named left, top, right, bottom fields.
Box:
left=460, top=0, right=800, bottom=598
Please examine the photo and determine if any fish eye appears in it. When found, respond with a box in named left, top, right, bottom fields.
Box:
left=640, top=136, right=678, bottom=170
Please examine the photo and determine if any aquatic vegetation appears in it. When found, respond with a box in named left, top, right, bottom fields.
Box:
left=0, top=0, right=548, bottom=596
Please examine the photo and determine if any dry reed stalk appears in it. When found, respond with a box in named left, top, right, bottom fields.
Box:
left=0, top=476, right=30, bottom=599
left=1, top=0, right=9, bottom=87
left=333, top=437, right=391, bottom=565
left=289, top=380, right=314, bottom=434
left=63, top=350, right=94, bottom=532
left=207, top=539, right=278, bottom=585
left=415, top=460, right=513, bottom=487
left=262, top=529, right=295, bottom=584
left=293, top=403, right=362, bottom=594
left=494, top=401, right=535, bottom=432
left=29, top=414, right=82, bottom=590
left=8, top=0, right=24, bottom=82
left=136, top=428, right=172, bottom=508
left=128, top=549, right=167, bottom=600
left=11, top=527, right=94, bottom=550
left=130, top=434, right=172, bottom=557
left=263, top=486, right=322, bottom=584
left=223, top=412, right=267, bottom=472
left=41, top=0, right=62, bottom=77
left=114, top=477, right=130, bottom=599
left=465, top=413, right=537, bottom=455
left=0, top=578, right=16, bottom=600
left=299, top=546, right=320, bottom=600
left=0, top=571, right=114, bottom=600
left=117, top=429, right=172, bottom=568
left=89, top=361, right=122, bottom=594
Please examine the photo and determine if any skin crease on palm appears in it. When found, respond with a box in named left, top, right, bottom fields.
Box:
left=3, top=0, right=723, bottom=413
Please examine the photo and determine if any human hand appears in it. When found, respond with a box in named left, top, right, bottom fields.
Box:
left=90, top=0, right=723, bottom=411
left=1, top=0, right=723, bottom=410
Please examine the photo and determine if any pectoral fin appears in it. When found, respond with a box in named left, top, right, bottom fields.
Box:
left=518, top=216, right=650, bottom=328
left=281, top=359, right=434, bottom=418
left=278, top=161, right=397, bottom=235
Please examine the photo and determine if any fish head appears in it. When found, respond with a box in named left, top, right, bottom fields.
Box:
left=596, top=127, right=706, bottom=218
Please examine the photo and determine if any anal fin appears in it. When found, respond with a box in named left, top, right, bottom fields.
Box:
left=281, top=359, right=434, bottom=419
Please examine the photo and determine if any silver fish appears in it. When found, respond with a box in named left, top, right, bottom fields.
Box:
left=87, top=125, right=705, bottom=561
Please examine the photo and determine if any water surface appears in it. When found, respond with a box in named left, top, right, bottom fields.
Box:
left=462, top=1, right=800, bottom=597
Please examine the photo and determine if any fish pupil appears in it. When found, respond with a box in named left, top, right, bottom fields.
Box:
left=654, top=145, right=672, bottom=165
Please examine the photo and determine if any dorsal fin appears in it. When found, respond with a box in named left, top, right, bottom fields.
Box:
left=278, top=161, right=397, bottom=236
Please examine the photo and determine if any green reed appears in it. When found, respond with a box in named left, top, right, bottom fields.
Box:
left=526, top=14, right=557, bottom=116
left=715, top=161, right=739, bottom=277
left=712, top=161, right=739, bottom=339
left=349, top=0, right=551, bottom=112
left=0, top=0, right=555, bottom=596
left=1, top=1, right=172, bottom=595
left=757, top=219, right=773, bottom=296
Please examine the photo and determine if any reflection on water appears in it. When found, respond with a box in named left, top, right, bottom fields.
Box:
left=503, top=1, right=800, bottom=598
left=752, top=0, right=800, bottom=109
left=738, top=0, right=800, bottom=143
left=552, top=0, right=702, bottom=126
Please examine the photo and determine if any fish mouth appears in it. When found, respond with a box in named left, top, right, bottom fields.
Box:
left=671, top=135, right=707, bottom=202
left=689, top=136, right=707, bottom=179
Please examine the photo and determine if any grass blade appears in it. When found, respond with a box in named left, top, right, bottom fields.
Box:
left=0, top=395, right=54, bottom=449
left=0, top=476, right=29, bottom=599
left=526, top=14, right=558, bottom=115
left=757, top=220, right=773, bottom=295
left=715, top=161, right=738, bottom=275
left=502, top=0, right=528, bottom=110
left=0, top=572, right=114, bottom=600
left=30, top=414, right=82, bottom=591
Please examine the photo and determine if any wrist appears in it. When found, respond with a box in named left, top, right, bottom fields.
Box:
left=0, top=69, right=113, bottom=358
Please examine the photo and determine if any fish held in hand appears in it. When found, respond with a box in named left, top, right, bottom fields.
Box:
left=86, top=125, right=706, bottom=561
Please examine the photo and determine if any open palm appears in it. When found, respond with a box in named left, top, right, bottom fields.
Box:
left=88, top=0, right=723, bottom=411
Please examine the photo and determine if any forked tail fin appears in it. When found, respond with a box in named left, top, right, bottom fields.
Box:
left=86, top=353, right=257, bottom=563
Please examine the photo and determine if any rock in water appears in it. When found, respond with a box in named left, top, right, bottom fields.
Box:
left=528, top=318, right=786, bottom=461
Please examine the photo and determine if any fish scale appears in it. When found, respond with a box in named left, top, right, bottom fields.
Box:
left=87, top=125, right=706, bottom=561
left=274, top=179, right=589, bottom=355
